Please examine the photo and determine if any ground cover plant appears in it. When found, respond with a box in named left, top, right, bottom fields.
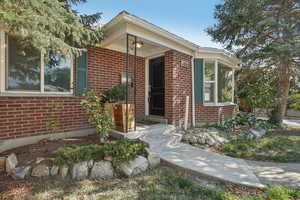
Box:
left=52, top=139, right=149, bottom=167
left=222, top=134, right=300, bottom=162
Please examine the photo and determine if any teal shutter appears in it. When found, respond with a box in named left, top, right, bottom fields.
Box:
left=194, top=59, right=204, bottom=104
left=76, top=51, right=88, bottom=95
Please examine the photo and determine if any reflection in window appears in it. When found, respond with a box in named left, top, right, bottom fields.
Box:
left=45, top=51, right=71, bottom=92
left=218, top=63, right=233, bottom=103
left=204, top=82, right=215, bottom=103
left=204, top=61, right=215, bottom=81
left=6, top=35, right=41, bottom=91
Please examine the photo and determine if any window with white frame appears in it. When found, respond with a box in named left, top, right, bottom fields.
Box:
left=204, top=60, right=234, bottom=104
left=0, top=32, right=73, bottom=94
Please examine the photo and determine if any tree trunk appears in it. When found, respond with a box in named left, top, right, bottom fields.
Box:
left=271, top=62, right=290, bottom=125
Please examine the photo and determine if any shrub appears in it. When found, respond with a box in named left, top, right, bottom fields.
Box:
left=216, top=112, right=277, bottom=131
left=52, top=144, right=105, bottom=166
left=103, top=139, right=149, bottom=165
left=288, top=93, right=300, bottom=111
left=266, top=186, right=300, bottom=200
left=80, top=90, right=112, bottom=141
left=103, top=83, right=127, bottom=103
left=52, top=139, right=149, bottom=167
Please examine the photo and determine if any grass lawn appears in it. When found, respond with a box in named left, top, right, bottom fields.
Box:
left=222, top=134, right=300, bottom=162
left=1, top=166, right=300, bottom=200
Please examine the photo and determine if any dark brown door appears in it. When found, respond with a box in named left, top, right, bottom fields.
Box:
left=149, top=56, right=165, bottom=116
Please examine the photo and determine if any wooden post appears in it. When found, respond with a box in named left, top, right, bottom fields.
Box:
left=184, top=96, right=189, bottom=130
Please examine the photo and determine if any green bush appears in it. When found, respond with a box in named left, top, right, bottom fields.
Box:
left=52, top=144, right=105, bottom=166
left=103, top=139, right=149, bottom=165
left=80, top=90, right=112, bottom=141
left=217, top=112, right=277, bottom=131
left=103, top=83, right=127, bottom=103
left=288, top=93, right=300, bottom=111
left=52, top=139, right=149, bottom=167
left=266, top=186, right=300, bottom=200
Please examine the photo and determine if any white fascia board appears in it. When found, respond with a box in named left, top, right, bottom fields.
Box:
left=196, top=52, right=240, bottom=69
left=123, top=14, right=199, bottom=51
left=126, top=23, right=194, bottom=56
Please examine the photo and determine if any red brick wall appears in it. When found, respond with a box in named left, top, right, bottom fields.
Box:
left=0, top=97, right=92, bottom=140
left=195, top=104, right=236, bottom=124
left=88, top=47, right=145, bottom=119
left=165, top=50, right=193, bottom=126
left=0, top=47, right=145, bottom=140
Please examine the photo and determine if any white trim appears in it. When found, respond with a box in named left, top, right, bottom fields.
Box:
left=203, top=58, right=235, bottom=105
left=0, top=31, right=5, bottom=92
left=40, top=52, right=45, bottom=92
left=203, top=102, right=236, bottom=107
left=145, top=58, right=149, bottom=116
left=191, top=56, right=195, bottom=126
left=214, top=60, right=218, bottom=104
left=0, top=31, right=74, bottom=96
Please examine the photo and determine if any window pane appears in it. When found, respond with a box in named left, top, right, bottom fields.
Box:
left=218, top=63, right=233, bottom=103
left=45, top=51, right=71, bottom=92
left=204, top=82, right=215, bottom=103
left=204, top=61, right=215, bottom=81
left=6, top=35, right=41, bottom=91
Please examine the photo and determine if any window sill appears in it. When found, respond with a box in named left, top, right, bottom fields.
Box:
left=0, top=91, right=74, bottom=97
left=203, top=102, right=236, bottom=107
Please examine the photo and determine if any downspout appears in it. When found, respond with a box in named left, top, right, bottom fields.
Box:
left=191, top=55, right=195, bottom=127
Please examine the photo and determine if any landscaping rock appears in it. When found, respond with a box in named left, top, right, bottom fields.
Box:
left=35, top=157, right=45, bottom=164
left=87, top=160, right=94, bottom=169
left=147, top=152, right=160, bottom=168
left=59, top=166, right=69, bottom=178
left=31, top=164, right=49, bottom=177
left=72, top=161, right=89, bottom=180
left=6, top=153, right=18, bottom=174
left=247, top=128, right=267, bottom=139
left=120, top=156, right=149, bottom=177
left=90, top=161, right=114, bottom=179
left=11, top=166, right=31, bottom=179
left=50, top=166, right=59, bottom=176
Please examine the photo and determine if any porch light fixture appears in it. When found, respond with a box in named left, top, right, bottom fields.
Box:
left=132, top=41, right=143, bottom=48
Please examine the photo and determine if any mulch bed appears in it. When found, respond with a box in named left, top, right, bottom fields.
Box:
left=0, top=134, right=114, bottom=194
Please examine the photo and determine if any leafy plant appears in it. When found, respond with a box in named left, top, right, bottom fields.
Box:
left=103, top=139, right=149, bottom=165
left=51, top=139, right=148, bottom=167
left=103, top=83, right=127, bottom=103
left=288, top=93, right=300, bottom=111
left=46, top=103, right=63, bottom=133
left=52, top=144, right=105, bottom=167
left=80, top=90, right=112, bottom=142
left=266, top=186, right=300, bottom=200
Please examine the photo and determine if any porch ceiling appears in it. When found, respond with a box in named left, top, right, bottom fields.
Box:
left=100, top=32, right=169, bottom=58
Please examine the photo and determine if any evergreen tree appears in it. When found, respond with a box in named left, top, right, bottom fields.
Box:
left=0, top=0, right=103, bottom=57
left=207, top=0, right=300, bottom=124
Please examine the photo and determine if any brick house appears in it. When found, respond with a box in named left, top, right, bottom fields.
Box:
left=0, top=11, right=239, bottom=150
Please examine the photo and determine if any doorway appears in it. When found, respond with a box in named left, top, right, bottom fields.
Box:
left=149, top=56, right=165, bottom=116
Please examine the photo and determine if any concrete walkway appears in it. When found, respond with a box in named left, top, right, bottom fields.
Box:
left=112, top=124, right=300, bottom=189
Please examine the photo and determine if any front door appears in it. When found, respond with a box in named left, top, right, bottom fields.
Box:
left=149, top=56, right=165, bottom=116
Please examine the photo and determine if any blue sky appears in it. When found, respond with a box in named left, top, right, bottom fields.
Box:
left=74, top=0, right=224, bottom=48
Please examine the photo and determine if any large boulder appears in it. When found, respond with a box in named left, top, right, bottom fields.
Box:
left=50, top=166, right=59, bottom=176
left=90, top=161, right=114, bottom=179
left=11, top=166, right=31, bottom=179
left=120, top=156, right=149, bottom=177
left=72, top=161, right=89, bottom=180
left=6, top=153, right=18, bottom=174
left=31, top=164, right=49, bottom=177
left=247, top=128, right=267, bottom=140
left=147, top=152, right=160, bottom=168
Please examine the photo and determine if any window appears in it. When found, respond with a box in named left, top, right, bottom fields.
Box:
left=1, top=33, right=73, bottom=94
left=203, top=60, right=234, bottom=104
